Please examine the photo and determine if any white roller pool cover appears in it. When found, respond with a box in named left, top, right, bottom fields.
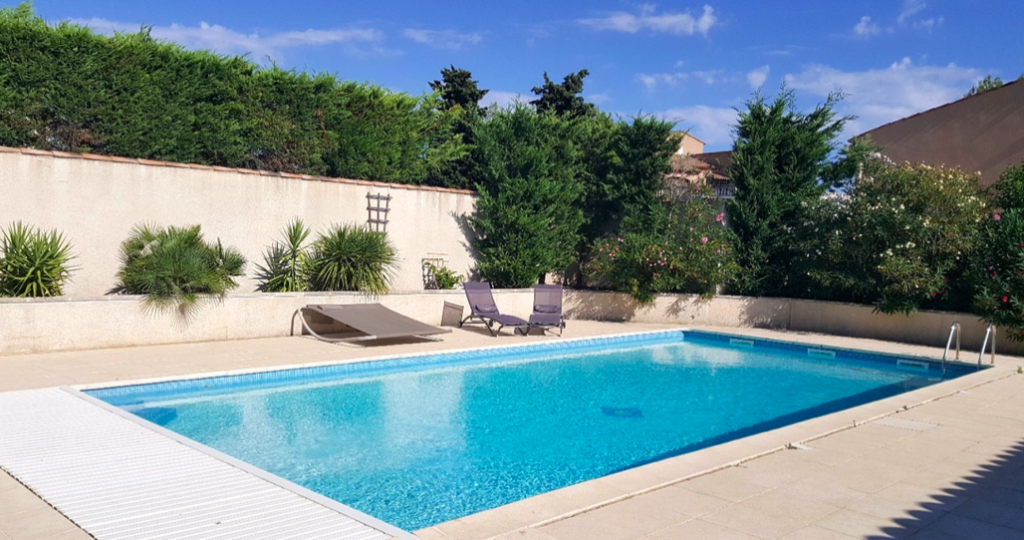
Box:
left=0, top=387, right=412, bottom=540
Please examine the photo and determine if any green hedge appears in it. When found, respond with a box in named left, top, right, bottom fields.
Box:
left=0, top=4, right=464, bottom=185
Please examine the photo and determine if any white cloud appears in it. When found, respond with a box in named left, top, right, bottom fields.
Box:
left=853, top=16, right=881, bottom=38
left=637, top=69, right=738, bottom=90
left=914, top=17, right=944, bottom=31
left=402, top=29, right=482, bottom=50
left=637, top=72, right=687, bottom=89
left=480, top=91, right=523, bottom=109
left=746, top=65, right=770, bottom=89
left=655, top=105, right=737, bottom=146
left=588, top=92, right=612, bottom=104
left=578, top=4, right=717, bottom=36
left=784, top=57, right=982, bottom=137
left=898, top=0, right=927, bottom=24
left=70, top=18, right=381, bottom=61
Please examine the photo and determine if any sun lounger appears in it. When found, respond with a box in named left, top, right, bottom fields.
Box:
left=460, top=282, right=529, bottom=336
left=292, top=303, right=450, bottom=343
left=529, top=284, right=566, bottom=336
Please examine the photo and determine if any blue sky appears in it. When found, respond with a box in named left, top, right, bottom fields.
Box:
left=14, top=0, right=1023, bottom=150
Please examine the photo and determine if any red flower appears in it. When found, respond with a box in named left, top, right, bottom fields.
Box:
left=930, top=292, right=937, bottom=298
left=1003, top=296, right=1009, bottom=303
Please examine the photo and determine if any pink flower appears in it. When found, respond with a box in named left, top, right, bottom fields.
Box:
left=1003, top=296, right=1009, bottom=303
left=994, top=214, right=1002, bottom=221
left=716, top=213, right=725, bottom=222
left=701, top=236, right=709, bottom=244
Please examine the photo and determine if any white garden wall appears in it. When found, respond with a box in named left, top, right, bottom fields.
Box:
left=0, top=147, right=477, bottom=297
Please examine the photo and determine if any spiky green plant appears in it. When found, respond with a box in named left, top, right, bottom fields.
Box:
left=306, top=224, right=397, bottom=294
left=0, top=222, right=74, bottom=297
left=114, top=224, right=246, bottom=311
left=255, top=218, right=311, bottom=292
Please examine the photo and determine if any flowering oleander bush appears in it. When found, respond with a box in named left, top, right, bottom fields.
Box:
left=973, top=161, right=1024, bottom=340
left=588, top=195, right=738, bottom=303
left=972, top=210, right=1024, bottom=339
left=803, top=161, right=988, bottom=314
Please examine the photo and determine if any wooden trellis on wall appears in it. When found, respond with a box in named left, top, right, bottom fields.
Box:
left=366, top=193, right=391, bottom=232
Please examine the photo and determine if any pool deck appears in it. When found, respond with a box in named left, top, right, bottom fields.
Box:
left=2, top=321, right=1023, bottom=540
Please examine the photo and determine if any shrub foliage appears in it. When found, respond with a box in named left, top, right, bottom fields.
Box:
left=255, top=219, right=311, bottom=293
left=803, top=162, right=987, bottom=314
left=0, top=222, right=74, bottom=297
left=114, top=224, right=246, bottom=310
left=0, top=5, right=464, bottom=185
left=305, top=224, right=397, bottom=295
left=589, top=196, right=739, bottom=303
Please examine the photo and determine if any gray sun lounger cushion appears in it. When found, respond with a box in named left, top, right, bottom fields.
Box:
left=461, top=282, right=529, bottom=336
left=529, top=284, right=566, bottom=335
left=293, top=303, right=450, bottom=343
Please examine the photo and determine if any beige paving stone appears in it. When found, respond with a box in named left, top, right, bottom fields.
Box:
left=643, top=484, right=733, bottom=517
left=643, top=518, right=758, bottom=540
left=916, top=513, right=1024, bottom=540
left=778, top=525, right=860, bottom=540
left=732, top=452, right=831, bottom=488
left=676, top=469, right=773, bottom=502
left=0, top=487, right=47, bottom=517
left=0, top=472, right=21, bottom=493
left=846, top=493, right=946, bottom=530
left=816, top=508, right=916, bottom=539
left=493, top=528, right=563, bottom=540
left=537, top=507, right=645, bottom=540
left=952, top=497, right=1024, bottom=533
left=777, top=477, right=871, bottom=508
left=0, top=508, right=77, bottom=540
left=740, top=488, right=840, bottom=523
left=701, top=503, right=806, bottom=539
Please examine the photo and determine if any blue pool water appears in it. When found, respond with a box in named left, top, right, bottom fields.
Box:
left=89, top=331, right=973, bottom=531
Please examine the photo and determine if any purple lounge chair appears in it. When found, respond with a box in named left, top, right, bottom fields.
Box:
left=461, top=282, right=529, bottom=336
left=529, top=284, right=566, bottom=336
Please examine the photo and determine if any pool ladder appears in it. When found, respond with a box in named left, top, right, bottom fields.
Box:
left=941, top=322, right=960, bottom=377
left=978, top=324, right=996, bottom=368
left=941, top=322, right=996, bottom=376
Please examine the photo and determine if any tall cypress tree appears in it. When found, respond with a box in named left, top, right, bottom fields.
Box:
left=727, top=89, right=852, bottom=297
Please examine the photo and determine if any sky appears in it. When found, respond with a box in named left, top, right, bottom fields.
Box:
left=12, top=0, right=1023, bottom=150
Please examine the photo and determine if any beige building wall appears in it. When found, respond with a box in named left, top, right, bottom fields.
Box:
left=0, top=148, right=478, bottom=297
left=674, top=133, right=706, bottom=155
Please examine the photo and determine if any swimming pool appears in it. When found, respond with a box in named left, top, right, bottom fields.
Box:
left=87, top=330, right=976, bottom=531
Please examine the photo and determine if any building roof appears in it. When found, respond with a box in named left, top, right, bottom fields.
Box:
left=854, top=79, right=1024, bottom=186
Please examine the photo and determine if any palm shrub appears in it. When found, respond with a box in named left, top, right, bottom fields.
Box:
left=114, top=224, right=246, bottom=310
left=255, top=219, right=311, bottom=292
left=305, top=224, right=397, bottom=294
left=0, top=222, right=74, bottom=297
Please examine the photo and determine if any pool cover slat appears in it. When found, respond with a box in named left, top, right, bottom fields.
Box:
left=0, top=388, right=408, bottom=540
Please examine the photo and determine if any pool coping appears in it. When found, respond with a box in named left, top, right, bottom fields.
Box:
left=64, top=327, right=1016, bottom=540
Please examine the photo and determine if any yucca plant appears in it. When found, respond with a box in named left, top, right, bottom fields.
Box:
left=255, top=218, right=311, bottom=292
left=114, top=224, right=246, bottom=311
left=306, top=224, right=397, bottom=294
left=0, top=222, right=74, bottom=297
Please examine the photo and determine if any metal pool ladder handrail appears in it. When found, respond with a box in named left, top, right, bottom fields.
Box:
left=942, top=321, right=961, bottom=376
left=978, top=324, right=996, bottom=368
